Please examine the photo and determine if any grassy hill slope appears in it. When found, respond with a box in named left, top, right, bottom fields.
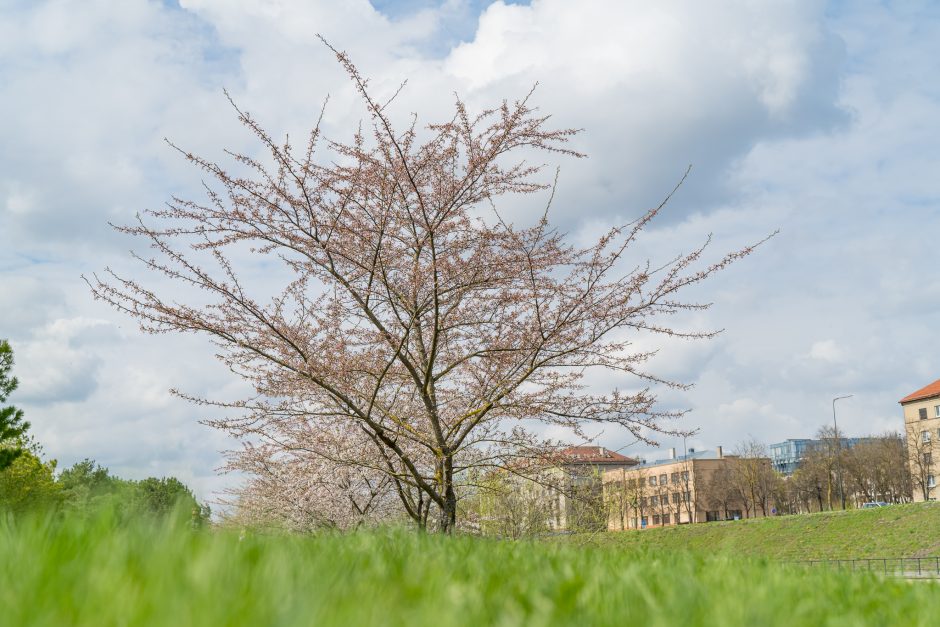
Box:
left=595, top=502, right=940, bottom=559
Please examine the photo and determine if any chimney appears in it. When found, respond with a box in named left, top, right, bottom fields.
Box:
left=717, top=446, right=723, bottom=459
left=689, top=448, right=695, bottom=454
left=668, top=447, right=676, bottom=460
left=598, top=446, right=605, bottom=456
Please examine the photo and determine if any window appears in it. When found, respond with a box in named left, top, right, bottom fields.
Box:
left=929, top=475, right=937, bottom=488
left=920, top=407, right=929, bottom=420
left=651, top=495, right=659, bottom=507
left=683, top=491, right=692, bottom=503
left=924, top=453, right=933, bottom=466
left=672, top=492, right=680, bottom=505
left=652, top=514, right=661, bottom=525
left=659, top=474, right=668, bottom=485
left=706, top=511, right=721, bottom=522
left=924, top=430, right=932, bottom=443
left=671, top=472, right=679, bottom=484
left=680, top=471, right=690, bottom=482
left=936, top=405, right=940, bottom=418
left=662, top=514, right=670, bottom=525
left=641, top=497, right=648, bottom=508
left=649, top=476, right=657, bottom=486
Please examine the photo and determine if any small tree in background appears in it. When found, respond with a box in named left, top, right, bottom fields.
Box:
left=0, top=439, right=60, bottom=514
left=56, top=459, right=211, bottom=524
left=0, top=340, right=30, bottom=471
left=702, top=464, right=736, bottom=520
left=134, top=477, right=211, bottom=525
left=730, top=439, right=779, bottom=517
left=906, top=428, right=935, bottom=502
left=460, top=469, right=555, bottom=538
left=58, top=458, right=121, bottom=512
left=841, top=433, right=911, bottom=506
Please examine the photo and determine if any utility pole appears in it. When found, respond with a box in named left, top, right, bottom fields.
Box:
left=832, top=394, right=853, bottom=510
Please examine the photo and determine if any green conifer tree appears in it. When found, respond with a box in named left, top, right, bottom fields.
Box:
left=0, top=340, right=30, bottom=471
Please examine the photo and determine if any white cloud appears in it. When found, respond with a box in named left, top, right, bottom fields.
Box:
left=808, top=340, right=844, bottom=363
left=14, top=318, right=115, bottom=404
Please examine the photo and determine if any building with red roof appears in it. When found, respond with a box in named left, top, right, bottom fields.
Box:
left=900, top=378, right=940, bottom=501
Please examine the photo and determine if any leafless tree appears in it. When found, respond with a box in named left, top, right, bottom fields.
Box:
left=841, top=432, right=911, bottom=506
left=907, top=427, right=936, bottom=502
left=790, top=450, right=829, bottom=513
left=459, top=467, right=555, bottom=538
left=815, top=425, right=850, bottom=509
left=605, top=469, right=631, bottom=531
left=676, top=457, right=696, bottom=523
left=606, top=472, right=651, bottom=530
left=701, top=463, right=737, bottom=520
left=731, top=439, right=777, bottom=517
left=87, top=43, right=764, bottom=532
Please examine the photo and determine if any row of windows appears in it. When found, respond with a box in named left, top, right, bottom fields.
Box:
left=640, top=492, right=692, bottom=507
left=647, top=471, right=690, bottom=487
left=631, top=514, right=674, bottom=527
left=632, top=510, right=746, bottom=527
left=918, top=406, right=940, bottom=420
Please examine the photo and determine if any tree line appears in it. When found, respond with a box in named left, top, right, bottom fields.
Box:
left=0, top=339, right=209, bottom=524
left=697, top=431, right=912, bottom=521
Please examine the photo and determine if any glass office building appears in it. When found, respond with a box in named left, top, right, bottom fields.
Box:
left=769, top=438, right=875, bottom=475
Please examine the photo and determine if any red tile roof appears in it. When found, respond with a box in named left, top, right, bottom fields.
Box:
left=559, top=446, right=638, bottom=465
left=900, top=378, right=940, bottom=404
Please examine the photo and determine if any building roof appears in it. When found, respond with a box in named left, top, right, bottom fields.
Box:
left=558, top=446, right=638, bottom=466
left=900, top=378, right=940, bottom=404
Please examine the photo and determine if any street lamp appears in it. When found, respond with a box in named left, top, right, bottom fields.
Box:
left=832, top=394, right=853, bottom=510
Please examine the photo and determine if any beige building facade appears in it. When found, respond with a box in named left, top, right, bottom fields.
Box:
left=900, top=378, right=940, bottom=501
left=602, top=448, right=770, bottom=530
left=547, top=447, right=638, bottom=531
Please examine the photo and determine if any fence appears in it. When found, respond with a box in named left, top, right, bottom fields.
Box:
left=792, top=557, right=940, bottom=578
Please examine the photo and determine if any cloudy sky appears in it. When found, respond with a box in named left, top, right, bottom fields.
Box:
left=2, top=0, right=938, bottom=498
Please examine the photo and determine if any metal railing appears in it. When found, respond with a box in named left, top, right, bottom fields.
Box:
left=792, top=557, right=940, bottom=578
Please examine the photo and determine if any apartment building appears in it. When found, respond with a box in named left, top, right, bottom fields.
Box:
left=602, top=447, right=770, bottom=530
left=900, top=378, right=940, bottom=501
left=473, top=446, right=637, bottom=535
left=546, top=446, right=638, bottom=531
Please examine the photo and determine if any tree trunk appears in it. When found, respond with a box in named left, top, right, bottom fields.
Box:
left=439, top=453, right=457, bottom=533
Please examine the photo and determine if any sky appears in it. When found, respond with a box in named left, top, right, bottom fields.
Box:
left=2, top=0, right=939, bottom=500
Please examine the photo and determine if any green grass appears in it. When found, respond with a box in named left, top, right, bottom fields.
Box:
left=597, top=502, right=940, bottom=560
left=2, top=508, right=939, bottom=626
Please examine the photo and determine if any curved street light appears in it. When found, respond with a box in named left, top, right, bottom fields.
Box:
left=832, top=394, right=853, bottom=510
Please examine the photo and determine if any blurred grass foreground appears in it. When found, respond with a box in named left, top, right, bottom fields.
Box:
left=1, top=506, right=938, bottom=626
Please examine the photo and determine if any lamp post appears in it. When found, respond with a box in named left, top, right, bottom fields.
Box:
left=832, top=394, right=853, bottom=510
